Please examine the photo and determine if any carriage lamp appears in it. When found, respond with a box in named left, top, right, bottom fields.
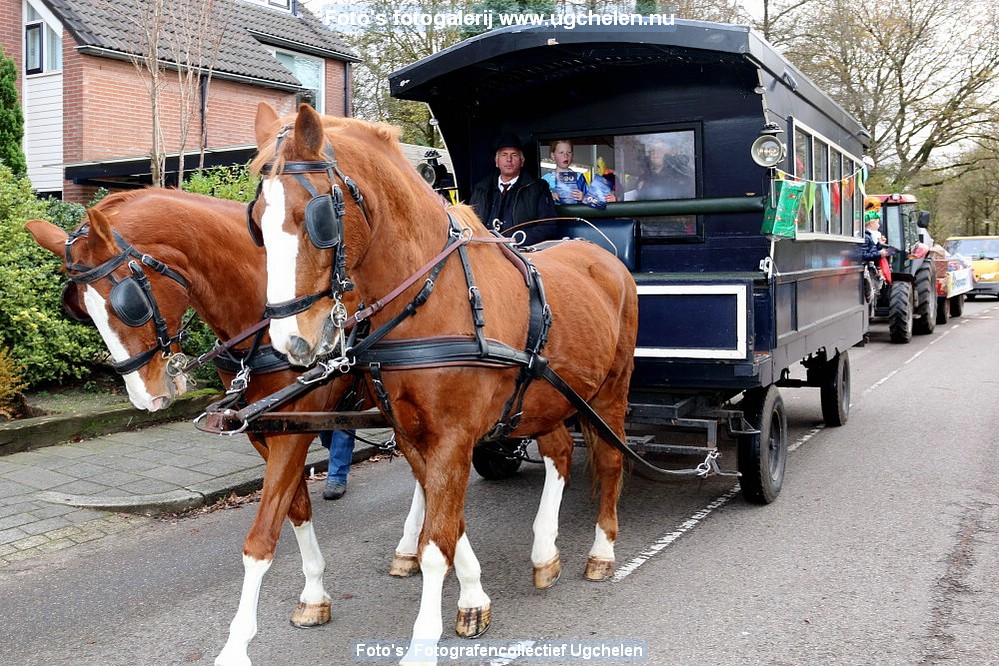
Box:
left=751, top=123, right=786, bottom=168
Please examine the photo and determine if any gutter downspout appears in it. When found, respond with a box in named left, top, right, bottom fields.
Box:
left=344, top=62, right=352, bottom=117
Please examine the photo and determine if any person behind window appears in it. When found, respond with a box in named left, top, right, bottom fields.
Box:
left=543, top=139, right=617, bottom=207
left=469, top=132, right=556, bottom=244
left=636, top=135, right=695, bottom=201
left=543, top=139, right=587, bottom=204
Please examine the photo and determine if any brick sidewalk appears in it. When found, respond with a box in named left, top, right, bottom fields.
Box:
left=0, top=421, right=389, bottom=568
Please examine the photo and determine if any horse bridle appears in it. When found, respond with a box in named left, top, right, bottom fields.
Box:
left=64, top=224, right=191, bottom=375
left=246, top=125, right=368, bottom=321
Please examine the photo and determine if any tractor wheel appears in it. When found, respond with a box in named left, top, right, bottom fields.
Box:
left=936, top=296, right=949, bottom=325
left=950, top=294, right=965, bottom=317
left=472, top=440, right=523, bottom=480
left=913, top=264, right=936, bottom=335
left=738, top=385, right=787, bottom=505
left=888, top=282, right=914, bottom=343
left=819, top=351, right=850, bottom=427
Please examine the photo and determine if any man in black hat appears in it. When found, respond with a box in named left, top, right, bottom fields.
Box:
left=469, top=132, right=556, bottom=244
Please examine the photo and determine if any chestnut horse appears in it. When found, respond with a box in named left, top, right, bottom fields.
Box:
left=27, top=190, right=358, bottom=666
left=248, top=103, right=639, bottom=664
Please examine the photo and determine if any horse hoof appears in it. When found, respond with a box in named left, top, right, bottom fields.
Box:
left=584, top=556, right=615, bottom=581
left=290, top=600, right=331, bottom=627
left=389, top=553, right=420, bottom=577
left=533, top=555, right=562, bottom=589
left=455, top=604, right=491, bottom=638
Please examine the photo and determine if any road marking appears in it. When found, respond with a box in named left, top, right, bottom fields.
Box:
left=612, top=304, right=999, bottom=583
left=614, top=423, right=824, bottom=583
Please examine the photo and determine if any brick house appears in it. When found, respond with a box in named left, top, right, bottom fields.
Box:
left=2, top=0, right=358, bottom=202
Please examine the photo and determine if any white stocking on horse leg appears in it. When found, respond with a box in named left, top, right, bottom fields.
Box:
left=390, top=483, right=424, bottom=577
left=215, top=555, right=271, bottom=666
left=401, top=541, right=447, bottom=666
left=453, top=532, right=491, bottom=638
left=586, top=523, right=616, bottom=581
left=290, top=521, right=332, bottom=626
left=531, top=456, right=565, bottom=589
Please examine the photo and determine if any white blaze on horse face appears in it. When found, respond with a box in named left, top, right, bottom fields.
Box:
left=260, top=177, right=302, bottom=353
left=82, top=285, right=158, bottom=411
left=531, top=456, right=565, bottom=566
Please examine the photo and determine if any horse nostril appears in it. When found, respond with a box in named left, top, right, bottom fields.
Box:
left=149, top=395, right=173, bottom=412
left=287, top=335, right=313, bottom=359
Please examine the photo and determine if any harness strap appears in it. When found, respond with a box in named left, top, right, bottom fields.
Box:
left=536, top=364, right=717, bottom=478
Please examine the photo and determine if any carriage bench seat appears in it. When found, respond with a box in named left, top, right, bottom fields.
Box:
left=554, top=218, right=637, bottom=270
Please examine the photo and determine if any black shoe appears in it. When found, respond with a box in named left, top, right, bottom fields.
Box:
left=323, top=481, right=347, bottom=500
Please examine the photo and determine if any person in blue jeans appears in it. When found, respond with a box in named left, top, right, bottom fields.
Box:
left=320, top=430, right=356, bottom=500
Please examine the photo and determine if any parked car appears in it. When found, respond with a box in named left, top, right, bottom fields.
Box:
left=943, top=236, right=999, bottom=299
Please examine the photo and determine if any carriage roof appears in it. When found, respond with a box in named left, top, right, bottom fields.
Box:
left=389, top=19, right=867, bottom=141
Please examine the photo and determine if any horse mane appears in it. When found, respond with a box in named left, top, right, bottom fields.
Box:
left=250, top=114, right=406, bottom=176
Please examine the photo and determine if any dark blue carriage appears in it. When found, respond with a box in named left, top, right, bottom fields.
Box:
left=390, top=19, right=869, bottom=502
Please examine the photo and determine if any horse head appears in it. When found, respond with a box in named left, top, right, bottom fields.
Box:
left=26, top=202, right=191, bottom=411
left=248, top=102, right=442, bottom=367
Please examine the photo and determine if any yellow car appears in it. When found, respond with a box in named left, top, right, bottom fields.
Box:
left=944, top=236, right=999, bottom=299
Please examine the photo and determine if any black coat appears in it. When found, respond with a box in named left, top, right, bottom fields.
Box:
left=469, top=171, right=557, bottom=245
left=860, top=229, right=884, bottom=263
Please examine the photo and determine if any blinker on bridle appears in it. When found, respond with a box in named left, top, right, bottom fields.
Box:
left=246, top=124, right=367, bottom=321
left=64, top=224, right=191, bottom=375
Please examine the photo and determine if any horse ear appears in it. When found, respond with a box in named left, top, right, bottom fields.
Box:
left=293, top=103, right=326, bottom=156
left=254, top=102, right=281, bottom=148
left=24, top=219, right=69, bottom=257
left=86, top=207, right=118, bottom=257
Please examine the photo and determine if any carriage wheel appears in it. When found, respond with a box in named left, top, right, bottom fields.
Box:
left=472, top=440, right=524, bottom=480
left=737, top=385, right=787, bottom=505
left=819, top=350, right=850, bottom=427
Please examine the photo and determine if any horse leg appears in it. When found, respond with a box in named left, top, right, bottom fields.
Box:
left=216, top=436, right=320, bottom=666
left=390, top=482, right=424, bottom=577
left=531, top=428, right=574, bottom=589
left=579, top=401, right=626, bottom=582
left=401, top=445, right=490, bottom=666
left=287, top=474, right=332, bottom=626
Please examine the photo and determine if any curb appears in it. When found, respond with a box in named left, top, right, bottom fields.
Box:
left=35, top=444, right=384, bottom=516
left=0, top=391, right=221, bottom=456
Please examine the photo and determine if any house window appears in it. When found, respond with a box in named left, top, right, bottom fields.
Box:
left=24, top=2, right=61, bottom=75
left=275, top=50, right=324, bottom=112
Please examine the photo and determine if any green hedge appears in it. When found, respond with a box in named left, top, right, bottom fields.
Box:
left=0, top=165, right=105, bottom=386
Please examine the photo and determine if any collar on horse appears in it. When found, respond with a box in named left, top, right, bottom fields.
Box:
left=64, top=224, right=192, bottom=375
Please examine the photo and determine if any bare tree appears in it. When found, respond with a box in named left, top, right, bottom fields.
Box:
left=112, top=0, right=169, bottom=187
left=164, top=0, right=232, bottom=182
left=780, top=0, right=999, bottom=189
left=100, top=0, right=231, bottom=187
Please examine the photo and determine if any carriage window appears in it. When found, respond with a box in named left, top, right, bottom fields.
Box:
left=812, top=140, right=829, bottom=233
left=538, top=129, right=699, bottom=238
left=829, top=152, right=843, bottom=236
left=793, top=128, right=812, bottom=232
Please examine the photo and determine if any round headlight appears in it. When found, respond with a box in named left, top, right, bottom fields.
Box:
left=751, top=135, right=786, bottom=168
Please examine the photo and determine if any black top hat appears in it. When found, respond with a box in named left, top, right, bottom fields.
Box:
left=493, top=132, right=523, bottom=152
